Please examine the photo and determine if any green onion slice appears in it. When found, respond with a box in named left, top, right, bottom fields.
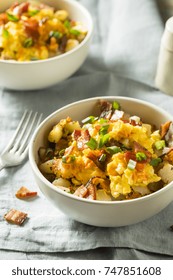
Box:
left=98, top=133, right=110, bottom=148
left=127, top=159, right=137, bottom=170
left=6, top=13, right=19, bottom=22
left=154, top=140, right=165, bottom=150
left=112, top=101, right=120, bottom=110
left=99, top=125, right=109, bottom=135
left=2, top=29, right=9, bottom=38
left=136, top=152, right=147, bottom=161
left=62, top=155, right=76, bottom=163
left=59, top=149, right=65, bottom=157
left=49, top=30, right=62, bottom=40
left=69, top=29, right=81, bottom=36
left=86, top=138, right=98, bottom=150
left=64, top=20, right=71, bottom=28
left=98, top=118, right=108, bottom=124
left=23, top=38, right=34, bottom=48
left=28, top=10, right=40, bottom=16
left=150, top=158, right=162, bottom=167
left=106, top=146, right=122, bottom=155
left=81, top=116, right=98, bottom=124
left=99, top=154, right=107, bottom=162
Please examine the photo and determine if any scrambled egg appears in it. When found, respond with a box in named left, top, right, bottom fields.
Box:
left=109, top=120, right=154, bottom=152
left=38, top=100, right=171, bottom=201
left=0, top=1, right=87, bottom=61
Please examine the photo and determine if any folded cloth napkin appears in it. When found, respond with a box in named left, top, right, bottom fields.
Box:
left=1, top=0, right=173, bottom=258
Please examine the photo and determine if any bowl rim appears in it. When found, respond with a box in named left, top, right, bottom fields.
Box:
left=0, top=0, right=93, bottom=65
left=29, top=95, right=173, bottom=205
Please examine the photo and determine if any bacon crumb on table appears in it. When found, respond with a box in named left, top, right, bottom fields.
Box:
left=15, top=186, right=37, bottom=199
left=4, top=209, right=27, bottom=226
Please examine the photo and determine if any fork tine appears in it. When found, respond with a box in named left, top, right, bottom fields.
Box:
left=2, top=110, right=28, bottom=154
left=10, top=110, right=33, bottom=153
left=18, top=112, right=42, bottom=155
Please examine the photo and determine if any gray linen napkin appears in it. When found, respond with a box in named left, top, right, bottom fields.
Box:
left=1, top=0, right=173, bottom=257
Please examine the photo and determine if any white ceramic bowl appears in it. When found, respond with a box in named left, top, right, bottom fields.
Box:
left=29, top=96, right=173, bottom=227
left=0, top=0, right=93, bottom=90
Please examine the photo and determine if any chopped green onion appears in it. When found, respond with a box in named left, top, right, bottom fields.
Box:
left=70, top=29, right=81, bottom=36
left=64, top=20, right=71, bottom=28
left=86, top=138, right=98, bottom=150
left=2, top=29, right=9, bottom=38
left=136, top=152, right=147, bottom=161
left=106, top=146, right=122, bottom=155
left=99, top=154, right=107, bottom=162
left=81, top=116, right=98, bottom=124
left=98, top=133, right=110, bottom=148
left=121, top=145, right=132, bottom=151
left=59, top=149, right=65, bottom=157
left=62, top=155, right=76, bottom=163
left=150, top=158, right=162, bottom=167
left=154, top=140, right=165, bottom=150
left=112, top=101, right=120, bottom=110
left=70, top=155, right=76, bottom=162
left=49, top=30, right=62, bottom=40
left=30, top=57, right=38, bottom=61
left=28, top=10, right=40, bottom=16
left=127, top=159, right=137, bottom=170
left=98, top=118, right=108, bottom=124
left=6, top=12, right=19, bottom=22
left=99, top=125, right=109, bottom=135
left=62, top=156, right=67, bottom=163
left=23, top=38, right=34, bottom=48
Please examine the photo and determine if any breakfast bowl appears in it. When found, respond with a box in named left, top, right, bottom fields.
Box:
left=0, top=0, right=93, bottom=90
left=29, top=96, right=173, bottom=227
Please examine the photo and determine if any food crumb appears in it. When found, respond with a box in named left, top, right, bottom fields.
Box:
left=15, top=186, right=37, bottom=199
left=4, top=209, right=28, bottom=226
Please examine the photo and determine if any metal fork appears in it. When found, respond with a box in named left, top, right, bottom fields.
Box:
left=0, top=110, right=42, bottom=171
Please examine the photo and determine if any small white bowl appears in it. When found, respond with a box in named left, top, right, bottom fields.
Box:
left=29, top=96, right=173, bottom=227
left=0, top=0, right=93, bottom=90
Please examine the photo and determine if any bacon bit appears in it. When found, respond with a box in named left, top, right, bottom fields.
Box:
left=129, top=119, right=138, bottom=126
left=124, top=151, right=146, bottom=171
left=124, top=151, right=136, bottom=162
left=111, top=110, right=124, bottom=121
left=164, top=149, right=173, bottom=164
left=73, top=129, right=81, bottom=140
left=133, top=141, right=152, bottom=161
left=126, top=192, right=141, bottom=200
left=13, top=2, right=29, bottom=16
left=160, top=121, right=172, bottom=139
left=15, top=186, right=37, bottom=199
left=86, top=150, right=106, bottom=171
left=85, top=181, right=96, bottom=200
left=64, top=145, right=74, bottom=156
left=10, top=2, right=20, bottom=10
left=74, top=185, right=88, bottom=198
left=99, top=100, right=112, bottom=119
left=74, top=181, right=96, bottom=200
left=0, top=13, right=8, bottom=25
left=136, top=162, right=145, bottom=172
left=23, top=18, right=39, bottom=39
left=73, top=129, right=90, bottom=150
left=59, top=35, right=68, bottom=52
left=4, top=209, right=27, bottom=226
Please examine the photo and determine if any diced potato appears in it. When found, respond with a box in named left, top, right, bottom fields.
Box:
left=65, top=39, right=79, bottom=52
left=48, top=124, right=63, bottom=143
left=158, top=163, right=173, bottom=184
left=39, top=160, right=54, bottom=174
left=96, top=189, right=112, bottom=201
left=55, top=10, right=68, bottom=21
